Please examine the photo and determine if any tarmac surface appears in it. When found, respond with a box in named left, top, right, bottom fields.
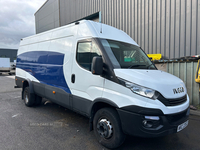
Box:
left=0, top=74, right=200, bottom=150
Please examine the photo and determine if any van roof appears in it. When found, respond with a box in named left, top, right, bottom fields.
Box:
left=20, top=20, right=138, bottom=47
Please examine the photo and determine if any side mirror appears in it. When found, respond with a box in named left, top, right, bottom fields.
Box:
left=91, top=56, right=103, bottom=75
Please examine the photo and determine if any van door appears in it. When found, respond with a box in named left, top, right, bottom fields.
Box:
left=70, top=39, right=104, bottom=115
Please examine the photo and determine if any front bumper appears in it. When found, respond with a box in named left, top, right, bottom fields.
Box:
left=117, top=106, right=190, bottom=138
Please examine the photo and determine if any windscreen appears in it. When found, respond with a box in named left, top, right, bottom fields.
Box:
left=100, top=39, right=156, bottom=69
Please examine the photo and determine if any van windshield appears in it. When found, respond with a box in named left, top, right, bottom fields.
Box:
left=100, top=39, right=156, bottom=69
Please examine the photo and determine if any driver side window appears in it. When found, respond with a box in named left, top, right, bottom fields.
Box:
left=76, top=41, right=102, bottom=71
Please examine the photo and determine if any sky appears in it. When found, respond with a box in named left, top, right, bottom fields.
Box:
left=0, top=0, right=46, bottom=49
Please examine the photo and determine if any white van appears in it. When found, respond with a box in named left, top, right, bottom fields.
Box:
left=15, top=20, right=189, bottom=149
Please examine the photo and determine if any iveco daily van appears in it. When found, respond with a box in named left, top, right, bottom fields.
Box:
left=15, top=20, right=189, bottom=149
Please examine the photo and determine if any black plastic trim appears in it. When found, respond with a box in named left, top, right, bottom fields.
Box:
left=33, top=81, right=91, bottom=117
left=157, top=94, right=187, bottom=106
left=25, top=79, right=34, bottom=93
left=90, top=98, right=119, bottom=115
left=94, top=38, right=119, bottom=83
left=72, top=95, right=91, bottom=117
left=117, top=107, right=189, bottom=137
left=15, top=76, right=24, bottom=88
left=120, top=105, right=164, bottom=116
left=91, top=98, right=119, bottom=108
left=75, top=22, right=79, bottom=25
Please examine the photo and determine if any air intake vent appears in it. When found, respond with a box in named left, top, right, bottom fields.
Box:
left=157, top=94, right=187, bottom=106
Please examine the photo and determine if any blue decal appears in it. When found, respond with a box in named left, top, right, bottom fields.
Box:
left=16, top=51, right=71, bottom=94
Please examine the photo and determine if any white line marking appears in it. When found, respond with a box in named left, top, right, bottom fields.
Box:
left=14, top=96, right=21, bottom=98
left=5, top=76, right=15, bottom=79
left=12, top=114, right=19, bottom=118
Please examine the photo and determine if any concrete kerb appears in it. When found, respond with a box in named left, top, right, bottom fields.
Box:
left=190, top=110, right=200, bottom=116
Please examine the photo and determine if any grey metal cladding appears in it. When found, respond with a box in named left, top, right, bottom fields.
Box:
left=167, top=62, right=199, bottom=105
left=35, top=0, right=60, bottom=33
left=35, top=0, right=200, bottom=59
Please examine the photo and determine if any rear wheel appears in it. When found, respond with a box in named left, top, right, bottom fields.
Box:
left=93, top=107, right=126, bottom=149
left=23, top=87, right=35, bottom=107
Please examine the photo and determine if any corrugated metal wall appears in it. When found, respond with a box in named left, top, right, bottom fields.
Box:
left=58, top=0, right=200, bottom=59
left=35, top=0, right=200, bottom=59
left=167, top=62, right=199, bottom=105
left=35, top=0, right=60, bottom=33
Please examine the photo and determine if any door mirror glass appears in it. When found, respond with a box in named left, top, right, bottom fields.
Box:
left=91, top=56, right=103, bottom=75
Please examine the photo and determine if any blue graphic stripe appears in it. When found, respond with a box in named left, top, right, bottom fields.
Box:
left=16, top=51, right=71, bottom=94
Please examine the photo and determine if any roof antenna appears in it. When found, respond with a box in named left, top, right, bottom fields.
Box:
left=99, top=11, right=102, bottom=33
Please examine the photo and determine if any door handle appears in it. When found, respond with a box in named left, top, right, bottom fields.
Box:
left=71, top=74, right=75, bottom=83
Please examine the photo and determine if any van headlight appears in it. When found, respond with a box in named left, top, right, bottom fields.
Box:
left=118, top=78, right=159, bottom=99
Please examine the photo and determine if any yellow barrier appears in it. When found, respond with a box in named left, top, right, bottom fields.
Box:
left=147, top=54, right=162, bottom=61
left=195, top=59, right=200, bottom=83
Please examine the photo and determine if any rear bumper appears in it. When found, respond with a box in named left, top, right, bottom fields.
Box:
left=117, top=106, right=190, bottom=138
left=0, top=68, right=10, bottom=72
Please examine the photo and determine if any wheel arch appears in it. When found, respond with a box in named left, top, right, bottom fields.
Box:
left=89, top=98, right=119, bottom=131
left=22, top=79, right=34, bottom=99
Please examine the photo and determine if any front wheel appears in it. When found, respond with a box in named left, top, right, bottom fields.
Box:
left=93, top=107, right=126, bottom=149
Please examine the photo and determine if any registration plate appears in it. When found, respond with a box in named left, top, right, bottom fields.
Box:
left=177, top=120, right=188, bottom=132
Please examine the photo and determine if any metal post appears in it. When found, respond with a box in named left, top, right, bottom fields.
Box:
left=184, top=62, right=187, bottom=87
left=99, top=11, right=102, bottom=23
left=191, top=62, right=193, bottom=104
left=178, top=62, right=180, bottom=78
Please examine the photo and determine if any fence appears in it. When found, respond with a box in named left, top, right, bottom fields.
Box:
left=167, top=62, right=199, bottom=106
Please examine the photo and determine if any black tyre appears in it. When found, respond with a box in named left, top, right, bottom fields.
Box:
left=35, top=95, right=42, bottom=106
left=93, top=107, right=126, bottom=149
left=23, top=87, right=35, bottom=107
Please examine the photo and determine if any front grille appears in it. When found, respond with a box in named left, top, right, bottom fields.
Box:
left=157, top=94, right=187, bottom=106
left=165, top=109, right=188, bottom=124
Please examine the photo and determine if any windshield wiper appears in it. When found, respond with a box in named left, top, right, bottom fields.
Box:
left=128, top=64, right=145, bottom=69
left=146, top=64, right=154, bottom=69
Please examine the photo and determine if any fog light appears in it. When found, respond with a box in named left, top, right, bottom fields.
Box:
left=143, top=116, right=160, bottom=128
left=145, top=116, right=159, bottom=120
left=143, top=120, right=153, bottom=128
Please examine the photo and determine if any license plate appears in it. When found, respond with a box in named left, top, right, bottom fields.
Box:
left=177, top=120, right=188, bottom=132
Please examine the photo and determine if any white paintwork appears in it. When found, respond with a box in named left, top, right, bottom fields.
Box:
left=17, top=20, right=189, bottom=116
left=70, top=37, right=104, bottom=100
left=102, top=79, right=189, bottom=115
left=70, top=58, right=104, bottom=100
left=16, top=68, right=39, bottom=83
left=114, top=69, right=187, bottom=99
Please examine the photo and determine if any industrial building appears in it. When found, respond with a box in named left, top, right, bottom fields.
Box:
left=0, top=48, right=17, bottom=62
left=35, top=0, right=200, bottom=60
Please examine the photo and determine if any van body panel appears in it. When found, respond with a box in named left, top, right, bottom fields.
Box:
left=102, top=79, right=148, bottom=107
left=70, top=38, right=104, bottom=101
left=17, top=51, right=71, bottom=94
left=85, top=21, right=139, bottom=46
left=114, top=69, right=187, bottom=99
left=16, top=68, right=39, bottom=83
